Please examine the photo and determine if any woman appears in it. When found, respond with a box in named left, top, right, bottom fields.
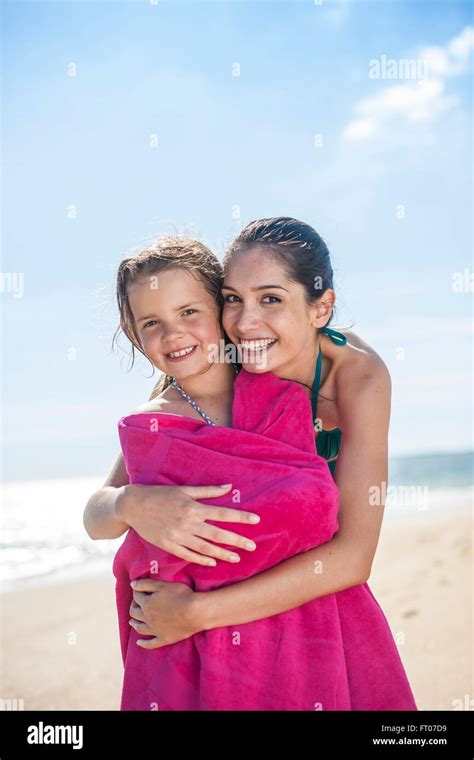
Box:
left=84, top=217, right=416, bottom=709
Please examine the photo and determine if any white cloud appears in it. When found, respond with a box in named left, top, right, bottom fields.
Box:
left=356, top=78, right=456, bottom=123
left=343, top=26, right=473, bottom=141
left=343, top=117, right=377, bottom=140
left=449, top=25, right=474, bottom=59
left=323, top=0, right=352, bottom=28
left=421, top=26, right=474, bottom=77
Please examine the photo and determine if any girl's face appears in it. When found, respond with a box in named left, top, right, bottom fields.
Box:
left=127, top=267, right=223, bottom=380
left=222, top=247, right=326, bottom=377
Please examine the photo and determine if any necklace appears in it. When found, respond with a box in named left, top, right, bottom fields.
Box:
left=170, top=363, right=239, bottom=426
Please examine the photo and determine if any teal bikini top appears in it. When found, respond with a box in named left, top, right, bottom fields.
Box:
left=312, top=327, right=347, bottom=477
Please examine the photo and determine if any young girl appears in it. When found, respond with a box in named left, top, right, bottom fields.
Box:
left=84, top=221, right=417, bottom=710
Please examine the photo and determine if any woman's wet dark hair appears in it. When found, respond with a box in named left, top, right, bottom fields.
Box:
left=223, top=216, right=335, bottom=326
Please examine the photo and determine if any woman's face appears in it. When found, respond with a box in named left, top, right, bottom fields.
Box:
left=222, top=247, right=322, bottom=377
left=127, top=267, right=223, bottom=381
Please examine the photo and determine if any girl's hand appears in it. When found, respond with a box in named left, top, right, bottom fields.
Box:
left=128, top=578, right=202, bottom=649
left=116, top=483, right=260, bottom=566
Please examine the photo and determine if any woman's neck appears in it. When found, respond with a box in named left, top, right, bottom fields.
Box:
left=272, top=337, right=321, bottom=390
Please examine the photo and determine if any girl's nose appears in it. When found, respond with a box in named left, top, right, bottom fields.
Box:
left=161, top=322, right=185, bottom=341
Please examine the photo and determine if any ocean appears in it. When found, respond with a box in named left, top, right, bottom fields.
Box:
left=1, top=451, right=472, bottom=593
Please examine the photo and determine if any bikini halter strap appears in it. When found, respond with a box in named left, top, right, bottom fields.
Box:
left=170, top=363, right=239, bottom=426
left=311, top=327, right=347, bottom=425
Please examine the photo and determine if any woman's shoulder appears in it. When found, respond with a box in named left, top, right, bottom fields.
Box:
left=338, top=330, right=390, bottom=377
left=335, top=330, right=391, bottom=402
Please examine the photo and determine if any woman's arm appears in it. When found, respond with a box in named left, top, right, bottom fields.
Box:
left=130, top=357, right=391, bottom=644
left=193, top=358, right=391, bottom=629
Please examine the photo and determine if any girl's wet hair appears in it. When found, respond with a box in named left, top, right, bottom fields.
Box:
left=223, top=217, right=335, bottom=326
left=113, top=235, right=224, bottom=396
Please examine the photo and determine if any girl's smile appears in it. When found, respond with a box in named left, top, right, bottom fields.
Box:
left=165, top=345, right=198, bottom=362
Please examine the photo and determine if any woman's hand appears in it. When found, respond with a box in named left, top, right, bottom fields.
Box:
left=129, top=578, right=203, bottom=648
left=116, top=483, right=260, bottom=566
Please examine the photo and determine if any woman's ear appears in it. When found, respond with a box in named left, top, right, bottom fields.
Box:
left=310, top=289, right=336, bottom=328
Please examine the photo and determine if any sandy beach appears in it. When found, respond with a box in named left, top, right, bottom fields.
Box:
left=1, top=501, right=471, bottom=711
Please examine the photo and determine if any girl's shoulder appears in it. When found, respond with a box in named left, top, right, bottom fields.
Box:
left=130, top=386, right=184, bottom=416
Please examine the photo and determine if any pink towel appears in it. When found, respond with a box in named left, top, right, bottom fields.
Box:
left=113, top=368, right=417, bottom=711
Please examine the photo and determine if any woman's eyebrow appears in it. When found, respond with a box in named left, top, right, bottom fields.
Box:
left=221, top=284, right=289, bottom=292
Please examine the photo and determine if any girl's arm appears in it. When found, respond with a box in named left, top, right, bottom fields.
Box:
left=83, top=391, right=261, bottom=559
left=188, top=358, right=391, bottom=630
left=83, top=453, right=131, bottom=539
left=84, top=462, right=261, bottom=566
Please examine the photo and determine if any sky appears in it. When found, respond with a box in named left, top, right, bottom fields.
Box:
left=2, top=0, right=473, bottom=481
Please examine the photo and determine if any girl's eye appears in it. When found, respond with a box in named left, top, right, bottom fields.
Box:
left=142, top=310, right=196, bottom=328
left=223, top=295, right=241, bottom=304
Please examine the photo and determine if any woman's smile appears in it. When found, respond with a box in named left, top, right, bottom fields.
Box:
left=239, top=338, right=278, bottom=352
